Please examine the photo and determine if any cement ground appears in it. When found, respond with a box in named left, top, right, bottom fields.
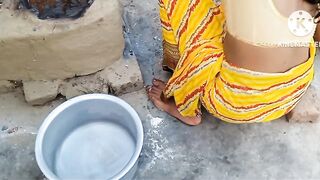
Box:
left=1, top=87, right=320, bottom=180
left=1, top=0, right=320, bottom=179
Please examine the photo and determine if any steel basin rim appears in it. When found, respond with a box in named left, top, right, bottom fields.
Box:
left=35, top=94, right=144, bottom=180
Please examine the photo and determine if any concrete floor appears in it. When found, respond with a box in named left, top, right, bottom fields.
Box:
left=1, top=0, right=320, bottom=179
left=1, top=88, right=320, bottom=180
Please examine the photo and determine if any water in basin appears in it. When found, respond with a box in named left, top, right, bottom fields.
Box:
left=54, top=121, right=136, bottom=179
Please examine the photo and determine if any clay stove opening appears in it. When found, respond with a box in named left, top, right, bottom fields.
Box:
left=20, top=0, right=94, bottom=19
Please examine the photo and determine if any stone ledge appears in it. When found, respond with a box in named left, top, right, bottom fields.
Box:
left=22, top=56, right=144, bottom=105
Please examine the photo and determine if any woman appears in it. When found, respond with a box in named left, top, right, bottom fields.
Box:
left=147, top=0, right=320, bottom=125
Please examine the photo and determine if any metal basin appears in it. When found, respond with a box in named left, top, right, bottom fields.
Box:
left=35, top=94, right=143, bottom=180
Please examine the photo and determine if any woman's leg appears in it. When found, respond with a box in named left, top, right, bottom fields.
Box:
left=147, top=0, right=204, bottom=125
left=147, top=79, right=201, bottom=125
left=147, top=0, right=225, bottom=125
left=160, top=0, right=180, bottom=71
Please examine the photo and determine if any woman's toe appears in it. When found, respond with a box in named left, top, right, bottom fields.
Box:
left=149, top=91, right=160, bottom=99
left=146, top=86, right=155, bottom=98
left=152, top=79, right=161, bottom=86
left=153, top=78, right=166, bottom=86
left=186, top=117, right=202, bottom=126
left=193, top=117, right=202, bottom=126
left=145, top=85, right=152, bottom=92
left=150, top=86, right=163, bottom=95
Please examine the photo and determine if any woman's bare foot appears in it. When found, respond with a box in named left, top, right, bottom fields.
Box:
left=147, top=79, right=202, bottom=126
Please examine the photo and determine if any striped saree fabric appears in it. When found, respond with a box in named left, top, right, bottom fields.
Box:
left=159, top=0, right=315, bottom=123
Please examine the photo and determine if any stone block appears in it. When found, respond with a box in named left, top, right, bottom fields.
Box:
left=0, top=81, right=16, bottom=94
left=98, top=57, right=144, bottom=96
left=23, top=80, right=60, bottom=105
left=59, top=74, right=108, bottom=100
left=286, top=85, right=320, bottom=123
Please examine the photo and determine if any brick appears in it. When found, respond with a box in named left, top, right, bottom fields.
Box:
left=98, top=57, right=144, bottom=96
left=23, top=80, right=60, bottom=105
